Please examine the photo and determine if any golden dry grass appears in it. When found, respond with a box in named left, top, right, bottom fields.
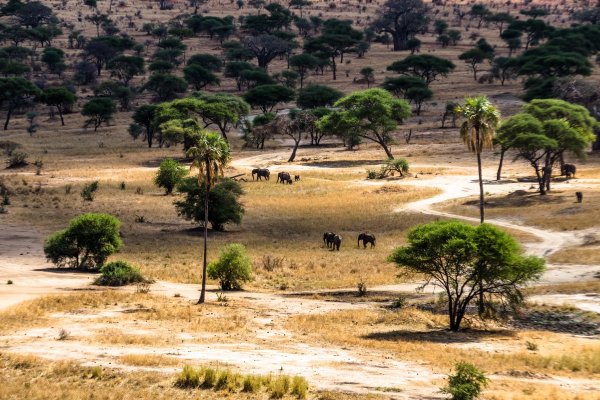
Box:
left=548, top=246, right=600, bottom=265
left=118, top=354, right=182, bottom=367
left=286, top=308, right=600, bottom=378
left=439, top=189, right=600, bottom=231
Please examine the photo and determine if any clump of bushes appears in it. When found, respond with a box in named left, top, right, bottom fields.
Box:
left=44, top=213, right=122, bottom=269
left=94, top=260, right=147, bottom=286
left=175, top=365, right=307, bottom=398
left=154, top=158, right=187, bottom=194
left=207, top=243, right=252, bottom=290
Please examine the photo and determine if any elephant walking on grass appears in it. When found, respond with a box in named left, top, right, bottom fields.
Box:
left=323, top=232, right=335, bottom=248
left=252, top=168, right=270, bottom=181
left=332, top=234, right=342, bottom=251
left=358, top=233, right=376, bottom=248
left=277, top=172, right=291, bottom=184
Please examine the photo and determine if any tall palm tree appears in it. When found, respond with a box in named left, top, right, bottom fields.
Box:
left=187, top=131, right=231, bottom=304
left=455, top=96, right=500, bottom=223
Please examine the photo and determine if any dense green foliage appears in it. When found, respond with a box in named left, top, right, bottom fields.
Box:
left=388, top=221, right=545, bottom=331
left=207, top=243, right=253, bottom=290
left=95, top=260, right=146, bottom=286
left=44, top=213, right=123, bottom=270
left=154, top=158, right=188, bottom=194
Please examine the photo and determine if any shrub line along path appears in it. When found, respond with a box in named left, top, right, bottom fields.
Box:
left=1, top=153, right=600, bottom=398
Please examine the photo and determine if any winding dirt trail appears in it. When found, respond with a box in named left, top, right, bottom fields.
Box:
left=1, top=153, right=600, bottom=397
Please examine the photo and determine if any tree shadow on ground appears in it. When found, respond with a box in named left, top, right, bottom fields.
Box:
left=363, top=328, right=515, bottom=344
left=299, top=159, right=383, bottom=168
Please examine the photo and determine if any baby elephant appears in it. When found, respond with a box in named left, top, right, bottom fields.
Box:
left=286, top=179, right=293, bottom=184
left=358, top=233, right=376, bottom=248
left=295, top=175, right=300, bottom=181
left=332, top=234, right=342, bottom=251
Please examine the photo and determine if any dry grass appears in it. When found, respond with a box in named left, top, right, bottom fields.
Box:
left=548, top=246, right=600, bottom=265
left=439, top=189, right=600, bottom=231
left=286, top=308, right=600, bottom=378
left=118, top=354, right=182, bottom=367
left=0, top=290, right=252, bottom=336
left=526, top=281, right=600, bottom=296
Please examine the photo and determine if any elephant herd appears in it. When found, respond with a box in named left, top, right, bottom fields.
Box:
left=252, top=168, right=300, bottom=185
left=323, top=232, right=376, bottom=251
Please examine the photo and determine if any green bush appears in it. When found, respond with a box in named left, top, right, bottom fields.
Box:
left=80, top=181, right=99, bottom=201
left=382, top=158, right=410, bottom=177
left=269, top=375, right=290, bottom=399
left=202, top=367, right=217, bottom=388
left=43, top=213, right=122, bottom=269
left=207, top=243, right=252, bottom=290
left=6, top=152, right=28, bottom=168
left=154, top=158, right=187, bottom=194
left=175, top=365, right=202, bottom=388
left=242, top=375, right=262, bottom=393
left=175, top=178, right=244, bottom=231
left=441, top=362, right=488, bottom=400
left=95, top=260, right=145, bottom=286
left=290, top=375, right=309, bottom=399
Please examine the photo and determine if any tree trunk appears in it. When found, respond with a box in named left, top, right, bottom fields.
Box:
left=288, top=138, right=300, bottom=162
left=381, top=142, right=394, bottom=159
left=58, top=108, right=64, bottom=126
left=198, top=161, right=211, bottom=304
left=476, top=150, right=485, bottom=223
left=496, top=148, right=506, bottom=180
left=147, top=127, right=153, bottom=147
left=331, top=56, right=336, bottom=80
left=4, top=107, right=12, bottom=130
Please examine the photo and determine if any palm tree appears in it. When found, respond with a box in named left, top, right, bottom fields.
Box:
left=455, top=96, right=500, bottom=223
left=186, top=131, right=231, bottom=304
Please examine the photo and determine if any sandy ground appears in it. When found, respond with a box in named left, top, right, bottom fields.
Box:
left=1, top=153, right=600, bottom=397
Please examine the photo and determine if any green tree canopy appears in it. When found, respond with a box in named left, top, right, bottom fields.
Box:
left=387, top=54, right=455, bottom=86
left=243, top=84, right=295, bottom=113
left=317, top=88, right=411, bottom=158
left=296, top=84, right=342, bottom=109
left=388, top=220, right=545, bottom=331
left=39, top=87, right=76, bottom=126
left=81, top=97, right=116, bottom=131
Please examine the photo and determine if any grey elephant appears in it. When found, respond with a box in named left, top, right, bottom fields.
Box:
left=332, top=234, right=342, bottom=251
left=252, top=168, right=270, bottom=181
left=561, top=164, right=576, bottom=178
left=358, top=233, right=376, bottom=248
left=277, top=172, right=291, bottom=184
left=323, top=232, right=335, bottom=248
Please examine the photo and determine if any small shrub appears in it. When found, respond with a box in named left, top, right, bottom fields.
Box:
left=119, top=181, right=126, bottom=190
left=95, top=260, right=145, bottom=286
left=357, top=279, right=367, bottom=297
left=216, top=291, right=228, bottom=303
left=2, top=193, right=9, bottom=206
left=392, top=295, right=407, bottom=309
left=64, top=184, right=72, bottom=194
left=262, top=255, right=285, bottom=271
left=57, top=329, right=70, bottom=340
left=81, top=181, right=99, bottom=201
left=135, top=186, right=143, bottom=195
left=207, top=244, right=252, bottom=290
left=215, top=370, right=239, bottom=391
left=290, top=375, right=309, bottom=399
left=154, top=158, right=187, bottom=194
left=526, top=341, right=538, bottom=351
left=134, top=215, right=147, bottom=223
left=269, top=375, right=290, bottom=399
left=7, top=279, right=13, bottom=285
left=34, top=159, right=43, bottom=175
left=89, top=366, right=103, bottom=379
left=175, top=365, right=201, bottom=388
left=6, top=152, right=28, bottom=168
left=136, top=281, right=151, bottom=293
left=242, top=375, right=262, bottom=393
left=366, top=169, right=382, bottom=179
left=441, top=362, right=488, bottom=400
left=202, top=367, right=217, bottom=388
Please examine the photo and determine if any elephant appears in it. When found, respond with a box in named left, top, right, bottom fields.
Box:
left=294, top=175, right=300, bottom=181
left=358, top=233, right=376, bottom=248
left=277, top=172, right=291, bottom=184
left=332, top=234, right=342, bottom=251
left=323, top=232, right=336, bottom=248
left=561, top=164, right=576, bottom=178
left=252, top=168, right=270, bottom=181
left=286, top=179, right=293, bottom=184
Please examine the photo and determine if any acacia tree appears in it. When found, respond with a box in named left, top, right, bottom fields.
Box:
left=81, top=97, right=116, bottom=131
left=455, top=96, right=500, bottom=223
left=132, top=104, right=158, bottom=147
left=243, top=84, right=295, bottom=113
left=107, top=55, right=145, bottom=84
left=389, top=220, right=545, bottom=331
left=387, top=55, right=455, bottom=86
left=505, top=99, right=597, bottom=194
left=39, top=87, right=76, bottom=126
left=0, top=77, right=41, bottom=130
left=317, top=88, right=411, bottom=159
left=243, top=34, right=289, bottom=69
left=289, top=53, right=318, bottom=88
left=370, top=0, right=429, bottom=51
